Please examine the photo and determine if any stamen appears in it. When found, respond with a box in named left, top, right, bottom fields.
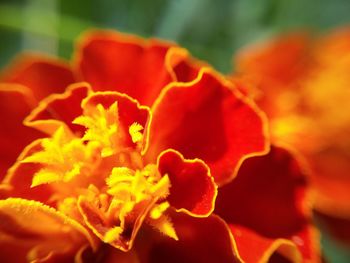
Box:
left=129, top=122, right=144, bottom=143
left=73, top=102, right=121, bottom=157
left=23, top=98, right=176, bottom=249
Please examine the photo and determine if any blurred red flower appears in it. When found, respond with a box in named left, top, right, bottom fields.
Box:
left=234, top=28, right=350, bottom=247
left=0, top=30, right=319, bottom=262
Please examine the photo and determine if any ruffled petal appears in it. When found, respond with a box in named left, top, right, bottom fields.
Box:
left=0, top=84, right=43, bottom=180
left=157, top=149, right=217, bottom=217
left=1, top=53, right=75, bottom=101
left=133, top=211, right=240, bottom=263
left=24, top=82, right=91, bottom=135
left=74, top=30, right=180, bottom=106
left=148, top=67, right=268, bottom=185
left=0, top=198, right=97, bottom=263
left=215, top=146, right=320, bottom=262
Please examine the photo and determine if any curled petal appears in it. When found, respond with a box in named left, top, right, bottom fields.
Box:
left=0, top=84, right=43, bottom=180
left=166, top=47, right=204, bottom=83
left=1, top=53, right=75, bottom=101
left=157, top=149, right=217, bottom=217
left=74, top=30, right=179, bottom=106
left=148, top=67, right=268, bottom=185
left=24, top=82, right=91, bottom=135
left=0, top=198, right=97, bottom=262
left=215, top=146, right=320, bottom=262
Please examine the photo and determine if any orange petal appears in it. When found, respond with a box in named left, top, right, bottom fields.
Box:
left=234, top=33, right=311, bottom=120
left=24, top=82, right=91, bottom=135
left=1, top=53, right=75, bottom=101
left=74, top=30, right=178, bottom=106
left=215, top=146, right=320, bottom=262
left=157, top=149, right=217, bottom=217
left=235, top=33, right=310, bottom=86
left=148, top=67, right=268, bottom=185
left=0, top=198, right=97, bottom=262
left=0, top=84, right=43, bottom=180
left=133, top=211, right=240, bottom=263
left=81, top=91, right=150, bottom=151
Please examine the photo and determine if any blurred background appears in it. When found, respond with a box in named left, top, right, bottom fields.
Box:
left=2, top=0, right=350, bottom=72
left=1, top=0, right=350, bottom=262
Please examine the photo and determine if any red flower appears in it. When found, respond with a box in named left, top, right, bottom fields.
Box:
left=233, top=28, right=350, bottom=246
left=0, top=30, right=318, bottom=262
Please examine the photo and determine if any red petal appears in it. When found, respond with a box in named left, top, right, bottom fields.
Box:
left=0, top=84, right=43, bottom=180
left=308, top=148, right=350, bottom=219
left=1, top=139, right=53, bottom=203
left=74, top=30, right=178, bottom=106
left=134, top=211, right=240, bottom=263
left=215, top=146, right=320, bottom=262
left=229, top=224, right=301, bottom=262
left=315, top=211, right=350, bottom=244
left=167, top=48, right=204, bottom=83
left=1, top=53, right=75, bottom=101
left=25, top=83, right=91, bottom=135
left=157, top=149, right=217, bottom=217
left=147, top=68, right=268, bottom=185
left=82, top=91, right=150, bottom=150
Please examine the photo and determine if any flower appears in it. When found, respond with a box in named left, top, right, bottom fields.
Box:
left=0, top=30, right=319, bottom=262
left=233, top=28, right=350, bottom=245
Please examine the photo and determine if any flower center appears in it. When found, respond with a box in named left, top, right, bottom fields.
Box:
left=23, top=100, right=176, bottom=251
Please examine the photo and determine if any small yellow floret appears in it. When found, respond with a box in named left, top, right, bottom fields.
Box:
left=149, top=214, right=178, bottom=241
left=150, top=202, right=170, bottom=220
left=104, top=164, right=173, bottom=241
left=23, top=126, right=97, bottom=188
left=73, top=102, right=121, bottom=157
left=104, top=226, right=123, bottom=243
left=129, top=122, right=144, bottom=143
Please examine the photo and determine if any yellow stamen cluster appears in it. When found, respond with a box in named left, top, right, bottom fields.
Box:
left=73, top=102, right=121, bottom=157
left=23, top=126, right=99, bottom=187
left=23, top=98, right=176, bottom=248
left=103, top=164, right=177, bottom=242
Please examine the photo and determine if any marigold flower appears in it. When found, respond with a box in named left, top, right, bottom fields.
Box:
left=0, top=30, right=319, bottom=262
left=233, top=29, right=350, bottom=245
